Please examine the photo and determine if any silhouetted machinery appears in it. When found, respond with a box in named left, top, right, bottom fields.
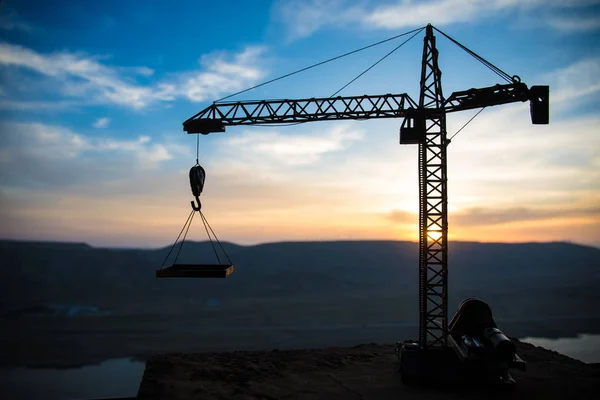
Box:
left=450, top=299, right=519, bottom=366
left=176, top=24, right=549, bottom=385
left=400, top=297, right=526, bottom=385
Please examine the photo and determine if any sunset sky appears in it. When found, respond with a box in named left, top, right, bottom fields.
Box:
left=0, top=0, right=599, bottom=248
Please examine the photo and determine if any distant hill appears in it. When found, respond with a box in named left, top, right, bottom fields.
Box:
left=1, top=239, right=600, bottom=369
left=0, top=240, right=598, bottom=317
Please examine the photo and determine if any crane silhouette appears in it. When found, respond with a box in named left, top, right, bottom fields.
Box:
left=181, top=24, right=549, bottom=383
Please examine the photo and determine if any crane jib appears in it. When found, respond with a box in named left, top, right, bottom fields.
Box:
left=183, top=93, right=418, bottom=134
left=183, top=83, right=548, bottom=135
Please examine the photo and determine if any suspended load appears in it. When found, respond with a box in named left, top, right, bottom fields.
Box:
left=156, top=162, right=234, bottom=278
left=156, top=263, right=233, bottom=278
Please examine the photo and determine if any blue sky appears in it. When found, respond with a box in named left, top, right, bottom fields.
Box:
left=0, top=0, right=599, bottom=248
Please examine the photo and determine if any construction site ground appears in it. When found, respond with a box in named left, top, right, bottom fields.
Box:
left=137, top=340, right=600, bottom=400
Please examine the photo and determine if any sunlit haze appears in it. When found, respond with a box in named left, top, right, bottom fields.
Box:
left=0, top=0, right=598, bottom=248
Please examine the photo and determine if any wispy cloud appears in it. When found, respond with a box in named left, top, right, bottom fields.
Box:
left=272, top=0, right=600, bottom=39
left=220, top=124, right=364, bottom=168
left=181, top=46, right=267, bottom=102
left=0, top=42, right=268, bottom=110
left=545, top=14, right=600, bottom=32
left=0, top=121, right=187, bottom=246
left=93, top=117, right=110, bottom=128
left=271, top=0, right=366, bottom=41
left=453, top=206, right=600, bottom=227
left=0, top=122, right=188, bottom=190
left=385, top=206, right=600, bottom=227
left=0, top=8, right=33, bottom=32
left=0, top=99, right=78, bottom=111
left=543, top=57, right=600, bottom=106
left=0, top=42, right=174, bottom=109
left=364, top=0, right=543, bottom=30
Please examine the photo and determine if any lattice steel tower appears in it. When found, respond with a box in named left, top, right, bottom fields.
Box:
left=416, top=24, right=448, bottom=349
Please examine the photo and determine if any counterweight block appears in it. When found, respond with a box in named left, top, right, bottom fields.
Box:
left=529, top=85, right=549, bottom=125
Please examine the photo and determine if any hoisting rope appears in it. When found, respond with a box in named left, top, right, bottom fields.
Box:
left=212, top=26, right=426, bottom=104
left=448, top=107, right=486, bottom=144
left=433, top=27, right=515, bottom=84
left=196, top=134, right=200, bottom=165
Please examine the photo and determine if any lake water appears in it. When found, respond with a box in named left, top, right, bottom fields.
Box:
left=521, top=333, right=600, bottom=363
left=1, top=333, right=598, bottom=400
left=0, top=358, right=144, bottom=400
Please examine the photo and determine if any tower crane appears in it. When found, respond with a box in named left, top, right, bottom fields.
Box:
left=180, top=25, right=549, bottom=384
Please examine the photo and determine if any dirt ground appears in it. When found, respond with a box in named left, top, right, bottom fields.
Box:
left=137, top=340, right=600, bottom=400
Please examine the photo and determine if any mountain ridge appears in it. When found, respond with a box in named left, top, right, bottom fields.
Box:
left=1, top=239, right=598, bottom=316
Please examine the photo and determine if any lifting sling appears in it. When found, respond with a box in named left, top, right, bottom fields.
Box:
left=156, top=163, right=234, bottom=278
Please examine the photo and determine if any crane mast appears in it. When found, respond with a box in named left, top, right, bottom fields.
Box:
left=416, top=24, right=448, bottom=349
left=183, top=25, right=549, bottom=354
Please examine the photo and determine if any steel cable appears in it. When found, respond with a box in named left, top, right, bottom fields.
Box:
left=433, top=27, right=513, bottom=83
left=212, top=26, right=426, bottom=104
left=160, top=209, right=195, bottom=269
left=448, top=107, right=486, bottom=143
left=330, top=27, right=425, bottom=97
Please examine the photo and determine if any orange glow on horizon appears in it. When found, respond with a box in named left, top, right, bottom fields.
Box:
left=1, top=183, right=598, bottom=248
left=2, top=200, right=598, bottom=248
left=427, top=230, right=443, bottom=242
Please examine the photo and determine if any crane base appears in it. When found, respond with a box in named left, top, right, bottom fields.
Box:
left=397, top=340, right=518, bottom=388
left=397, top=342, right=462, bottom=385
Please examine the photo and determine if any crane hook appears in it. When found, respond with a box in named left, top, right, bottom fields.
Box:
left=191, top=196, right=201, bottom=211
left=189, top=164, right=206, bottom=212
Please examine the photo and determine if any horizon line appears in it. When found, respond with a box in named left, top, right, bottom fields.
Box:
left=1, top=237, right=597, bottom=251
